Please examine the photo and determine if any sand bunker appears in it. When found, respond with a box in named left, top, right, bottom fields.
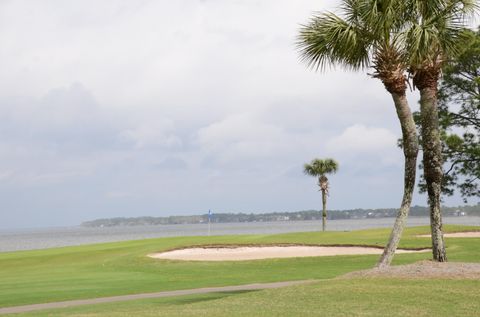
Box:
left=417, top=231, right=480, bottom=238
left=148, top=246, right=429, bottom=261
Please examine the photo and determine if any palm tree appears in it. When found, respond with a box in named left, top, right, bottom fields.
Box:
left=304, top=158, right=339, bottom=231
left=403, top=0, right=478, bottom=262
left=297, top=0, right=419, bottom=267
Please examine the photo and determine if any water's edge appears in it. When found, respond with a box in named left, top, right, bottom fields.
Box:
left=1, top=216, right=478, bottom=253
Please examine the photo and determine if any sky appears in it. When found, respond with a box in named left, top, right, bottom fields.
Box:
left=0, top=0, right=476, bottom=229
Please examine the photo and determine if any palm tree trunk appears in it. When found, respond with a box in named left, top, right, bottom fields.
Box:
left=420, top=87, right=447, bottom=262
left=321, top=189, right=327, bottom=232
left=377, top=92, right=418, bottom=268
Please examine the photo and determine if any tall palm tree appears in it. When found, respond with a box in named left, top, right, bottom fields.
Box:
left=297, top=0, right=419, bottom=267
left=304, top=158, right=339, bottom=231
left=403, top=0, right=478, bottom=262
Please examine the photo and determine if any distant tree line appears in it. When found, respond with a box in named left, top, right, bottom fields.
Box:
left=81, top=204, right=480, bottom=227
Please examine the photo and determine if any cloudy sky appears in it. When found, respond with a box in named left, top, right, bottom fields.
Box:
left=0, top=0, right=475, bottom=229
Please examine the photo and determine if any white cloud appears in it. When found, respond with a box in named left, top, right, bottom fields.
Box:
left=324, top=124, right=403, bottom=169
left=197, top=113, right=287, bottom=163
left=327, top=124, right=398, bottom=154
left=121, top=118, right=182, bottom=149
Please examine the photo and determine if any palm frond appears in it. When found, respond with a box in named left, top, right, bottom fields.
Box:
left=340, top=0, right=367, bottom=24
left=297, top=12, right=371, bottom=71
left=359, top=0, right=407, bottom=37
left=404, top=0, right=478, bottom=68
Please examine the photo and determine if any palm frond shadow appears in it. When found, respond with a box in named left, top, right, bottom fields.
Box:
left=171, top=290, right=256, bottom=306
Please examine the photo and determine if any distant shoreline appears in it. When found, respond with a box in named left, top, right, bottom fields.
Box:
left=82, top=205, right=480, bottom=228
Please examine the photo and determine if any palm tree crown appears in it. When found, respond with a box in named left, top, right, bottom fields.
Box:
left=303, top=158, right=339, bottom=178
left=405, top=0, right=478, bottom=64
left=404, top=0, right=478, bottom=88
left=297, top=0, right=411, bottom=94
left=297, top=0, right=477, bottom=86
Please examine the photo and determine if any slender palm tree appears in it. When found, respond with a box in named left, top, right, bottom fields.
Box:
left=304, top=158, right=339, bottom=231
left=298, top=0, right=419, bottom=267
left=403, top=0, right=478, bottom=262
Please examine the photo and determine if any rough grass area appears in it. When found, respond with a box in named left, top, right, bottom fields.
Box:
left=0, top=225, right=479, bottom=312
left=13, top=279, right=480, bottom=317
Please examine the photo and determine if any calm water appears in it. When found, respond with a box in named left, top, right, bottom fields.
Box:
left=1, top=216, right=479, bottom=252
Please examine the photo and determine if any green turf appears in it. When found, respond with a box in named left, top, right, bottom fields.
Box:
left=15, top=279, right=480, bottom=317
left=0, top=225, right=479, bottom=312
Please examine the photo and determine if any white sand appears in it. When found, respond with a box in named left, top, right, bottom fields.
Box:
left=148, top=246, right=429, bottom=261
left=417, top=231, right=480, bottom=238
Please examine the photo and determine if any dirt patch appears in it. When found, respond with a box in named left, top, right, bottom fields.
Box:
left=417, top=231, right=480, bottom=238
left=340, top=260, right=480, bottom=280
left=147, top=246, right=429, bottom=261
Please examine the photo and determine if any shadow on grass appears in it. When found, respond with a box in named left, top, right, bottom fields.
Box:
left=171, top=290, right=256, bottom=306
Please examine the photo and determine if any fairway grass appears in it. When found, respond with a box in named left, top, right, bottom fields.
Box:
left=1, top=225, right=479, bottom=316
left=13, top=279, right=480, bottom=317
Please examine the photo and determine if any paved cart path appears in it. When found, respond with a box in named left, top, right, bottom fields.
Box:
left=0, top=280, right=314, bottom=315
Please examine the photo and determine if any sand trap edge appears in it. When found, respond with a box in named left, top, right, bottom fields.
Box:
left=417, top=231, right=480, bottom=238
left=147, top=244, right=430, bottom=262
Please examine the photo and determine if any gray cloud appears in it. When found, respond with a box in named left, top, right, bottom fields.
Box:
left=154, top=157, right=188, bottom=170
left=0, top=0, right=472, bottom=228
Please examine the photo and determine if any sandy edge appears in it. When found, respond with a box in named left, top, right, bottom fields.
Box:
left=417, top=231, right=480, bottom=238
left=148, top=245, right=430, bottom=261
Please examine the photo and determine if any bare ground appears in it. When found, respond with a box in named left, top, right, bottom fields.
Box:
left=339, top=260, right=480, bottom=280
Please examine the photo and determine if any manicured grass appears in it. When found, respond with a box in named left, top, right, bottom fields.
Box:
left=15, top=279, right=480, bottom=317
left=0, top=225, right=479, bottom=310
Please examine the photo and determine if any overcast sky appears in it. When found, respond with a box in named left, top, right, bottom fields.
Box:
left=0, top=0, right=476, bottom=229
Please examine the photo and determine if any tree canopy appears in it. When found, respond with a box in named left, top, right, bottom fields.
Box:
left=303, top=159, right=339, bottom=177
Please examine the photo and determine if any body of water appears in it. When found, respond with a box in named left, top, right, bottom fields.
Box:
left=1, top=216, right=479, bottom=252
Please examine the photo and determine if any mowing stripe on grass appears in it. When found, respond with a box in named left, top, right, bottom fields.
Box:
left=0, top=280, right=315, bottom=315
